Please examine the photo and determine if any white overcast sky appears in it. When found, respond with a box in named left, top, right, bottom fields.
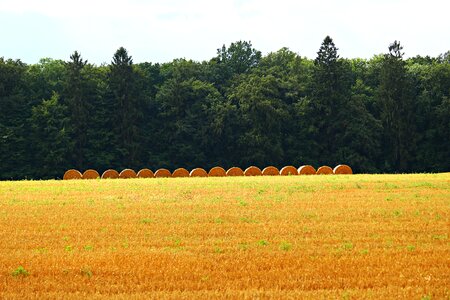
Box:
left=0, top=0, right=449, bottom=64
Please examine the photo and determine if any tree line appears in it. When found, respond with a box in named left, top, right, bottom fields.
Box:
left=0, top=37, right=449, bottom=179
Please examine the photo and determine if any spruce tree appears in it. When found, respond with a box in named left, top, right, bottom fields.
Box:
left=378, top=41, right=417, bottom=172
left=64, top=51, right=89, bottom=170
left=108, top=47, right=143, bottom=169
left=307, top=36, right=352, bottom=165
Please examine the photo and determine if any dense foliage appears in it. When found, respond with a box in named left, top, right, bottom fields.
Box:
left=0, top=37, right=449, bottom=179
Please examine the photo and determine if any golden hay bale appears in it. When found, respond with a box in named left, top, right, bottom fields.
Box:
left=63, top=169, right=82, bottom=180
left=190, top=168, right=208, bottom=177
left=262, top=166, right=280, bottom=176
left=101, top=169, right=119, bottom=179
left=82, top=169, right=100, bottom=179
left=333, top=164, right=353, bottom=175
left=244, top=166, right=262, bottom=176
left=137, top=168, right=154, bottom=178
left=280, top=166, right=298, bottom=176
left=208, top=166, right=227, bottom=177
left=316, top=166, right=333, bottom=175
left=172, top=168, right=190, bottom=178
left=119, top=169, right=137, bottom=179
left=226, top=167, right=244, bottom=177
left=298, top=165, right=316, bottom=175
left=154, top=168, right=172, bottom=178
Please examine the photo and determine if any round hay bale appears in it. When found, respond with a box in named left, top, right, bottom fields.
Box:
left=298, top=165, right=316, bottom=175
left=333, top=164, right=353, bottom=175
left=262, top=166, right=280, bottom=176
left=172, top=168, right=190, bottom=178
left=316, top=166, right=333, bottom=175
left=280, top=166, right=298, bottom=176
left=137, top=168, right=154, bottom=178
left=208, top=166, right=227, bottom=177
left=82, top=169, right=100, bottom=179
left=63, top=169, right=82, bottom=180
left=101, top=169, right=119, bottom=179
left=226, top=167, right=244, bottom=177
left=244, top=166, right=262, bottom=176
left=154, top=168, right=171, bottom=178
left=190, top=168, right=208, bottom=177
left=119, top=169, right=137, bottom=179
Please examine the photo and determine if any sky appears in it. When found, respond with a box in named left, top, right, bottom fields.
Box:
left=0, top=0, right=449, bottom=65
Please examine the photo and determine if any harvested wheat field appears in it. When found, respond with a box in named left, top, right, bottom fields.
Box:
left=0, top=173, right=449, bottom=299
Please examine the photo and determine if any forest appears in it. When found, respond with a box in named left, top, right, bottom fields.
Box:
left=0, top=36, right=449, bottom=179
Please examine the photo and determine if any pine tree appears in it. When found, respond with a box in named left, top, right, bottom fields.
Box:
left=64, top=51, right=89, bottom=170
left=307, top=36, right=353, bottom=165
left=108, top=47, right=143, bottom=169
left=378, top=41, right=417, bottom=172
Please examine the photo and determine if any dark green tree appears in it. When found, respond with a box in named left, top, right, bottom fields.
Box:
left=257, top=48, right=313, bottom=166
left=29, top=93, right=70, bottom=179
left=409, top=55, right=450, bottom=171
left=306, top=36, right=353, bottom=166
left=377, top=41, right=417, bottom=172
left=216, top=41, right=261, bottom=74
left=86, top=64, right=116, bottom=171
left=342, top=78, right=382, bottom=172
left=0, top=58, right=31, bottom=179
left=27, top=58, right=66, bottom=107
left=135, top=62, right=162, bottom=168
left=108, top=47, right=143, bottom=169
left=155, top=59, right=232, bottom=169
left=228, top=73, right=287, bottom=167
left=63, top=51, right=90, bottom=170
left=209, top=41, right=262, bottom=91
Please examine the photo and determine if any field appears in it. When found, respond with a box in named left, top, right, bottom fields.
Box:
left=0, top=174, right=449, bottom=299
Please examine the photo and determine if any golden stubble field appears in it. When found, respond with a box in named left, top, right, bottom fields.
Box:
left=0, top=174, right=449, bottom=299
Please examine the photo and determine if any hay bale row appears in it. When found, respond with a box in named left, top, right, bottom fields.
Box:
left=63, top=164, right=353, bottom=180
